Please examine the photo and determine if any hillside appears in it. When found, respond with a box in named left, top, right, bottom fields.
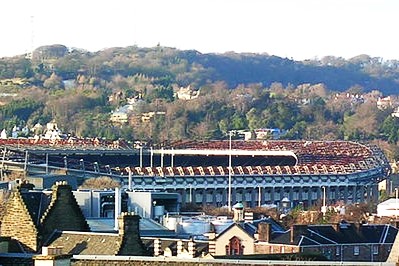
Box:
left=1, top=45, right=399, bottom=94
left=0, top=44, right=399, bottom=158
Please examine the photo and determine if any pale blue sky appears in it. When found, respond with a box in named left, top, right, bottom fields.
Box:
left=1, top=0, right=398, bottom=60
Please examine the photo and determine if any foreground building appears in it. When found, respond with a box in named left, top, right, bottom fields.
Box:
left=208, top=205, right=398, bottom=262
left=1, top=181, right=89, bottom=252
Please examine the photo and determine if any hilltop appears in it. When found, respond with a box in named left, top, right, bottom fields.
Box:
left=1, top=44, right=399, bottom=157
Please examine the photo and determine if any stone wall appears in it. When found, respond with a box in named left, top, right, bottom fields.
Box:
left=1, top=190, right=38, bottom=252
left=254, top=243, right=299, bottom=254
left=117, top=213, right=148, bottom=256
left=40, top=182, right=90, bottom=244
left=71, top=258, right=269, bottom=266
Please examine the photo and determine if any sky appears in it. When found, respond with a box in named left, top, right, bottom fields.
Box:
left=1, top=0, right=399, bottom=60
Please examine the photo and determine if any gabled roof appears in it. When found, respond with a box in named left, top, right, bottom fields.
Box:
left=269, top=222, right=398, bottom=246
left=252, top=217, right=285, bottom=233
left=20, top=190, right=51, bottom=227
left=45, top=231, right=122, bottom=255
left=216, top=222, right=255, bottom=241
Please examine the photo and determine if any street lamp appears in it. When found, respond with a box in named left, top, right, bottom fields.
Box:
left=321, top=186, right=327, bottom=219
left=228, top=131, right=232, bottom=211
left=395, top=188, right=398, bottom=220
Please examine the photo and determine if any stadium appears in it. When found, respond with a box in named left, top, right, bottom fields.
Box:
left=0, top=139, right=391, bottom=209
left=123, top=140, right=391, bottom=208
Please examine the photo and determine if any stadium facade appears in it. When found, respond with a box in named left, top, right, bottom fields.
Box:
left=122, top=140, right=391, bottom=208
left=0, top=139, right=391, bottom=209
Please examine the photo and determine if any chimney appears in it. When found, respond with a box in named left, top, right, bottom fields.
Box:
left=188, top=238, right=196, bottom=258
left=244, top=212, right=254, bottom=223
left=154, top=238, right=161, bottom=256
left=117, top=212, right=139, bottom=236
left=290, top=224, right=308, bottom=244
left=257, top=222, right=272, bottom=242
left=332, top=223, right=340, bottom=233
left=233, top=202, right=244, bottom=222
left=177, top=240, right=183, bottom=256
left=352, top=222, right=362, bottom=234
left=117, top=212, right=147, bottom=256
left=208, top=223, right=216, bottom=256
left=33, top=246, right=71, bottom=266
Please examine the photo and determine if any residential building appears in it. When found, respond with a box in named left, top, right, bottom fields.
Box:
left=208, top=206, right=397, bottom=262
left=377, top=198, right=399, bottom=217
left=1, top=181, right=89, bottom=252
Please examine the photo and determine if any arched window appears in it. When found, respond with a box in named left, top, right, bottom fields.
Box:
left=226, top=236, right=244, bottom=255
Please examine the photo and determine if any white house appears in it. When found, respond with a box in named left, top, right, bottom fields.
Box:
left=377, top=198, right=399, bottom=217
left=0, top=129, right=7, bottom=139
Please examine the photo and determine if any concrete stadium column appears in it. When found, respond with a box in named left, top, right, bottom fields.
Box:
left=372, top=184, right=379, bottom=202
left=251, top=188, right=257, bottom=208
left=317, top=187, right=322, bottom=203
left=212, top=189, right=217, bottom=206
left=202, top=188, right=207, bottom=206
left=232, top=187, right=237, bottom=205
left=364, top=186, right=369, bottom=203
left=289, top=187, right=294, bottom=207
left=298, top=186, right=303, bottom=203
left=222, top=188, right=228, bottom=206
left=271, top=187, right=275, bottom=204
left=325, top=186, right=330, bottom=205
left=191, top=188, right=196, bottom=204
left=332, top=186, right=337, bottom=202
left=307, top=187, right=312, bottom=207
left=182, top=188, right=187, bottom=205
left=359, top=186, right=365, bottom=202
left=339, top=186, right=345, bottom=201
left=279, top=187, right=285, bottom=201
left=352, top=185, right=357, bottom=203
left=344, top=186, right=349, bottom=202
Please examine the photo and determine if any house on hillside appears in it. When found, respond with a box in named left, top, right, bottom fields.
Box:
left=175, top=85, right=200, bottom=100
left=43, top=121, right=62, bottom=140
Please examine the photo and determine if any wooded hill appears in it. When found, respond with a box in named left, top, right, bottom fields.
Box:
left=2, top=45, right=399, bottom=94
left=1, top=44, right=399, bottom=159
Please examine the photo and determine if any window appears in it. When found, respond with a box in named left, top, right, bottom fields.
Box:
left=373, top=245, right=378, bottom=255
left=226, top=237, right=244, bottom=255
left=354, top=246, right=360, bottom=256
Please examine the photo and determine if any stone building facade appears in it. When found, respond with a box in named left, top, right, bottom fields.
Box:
left=1, top=181, right=90, bottom=252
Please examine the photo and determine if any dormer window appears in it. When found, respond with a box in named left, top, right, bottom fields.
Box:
left=354, top=246, right=359, bottom=256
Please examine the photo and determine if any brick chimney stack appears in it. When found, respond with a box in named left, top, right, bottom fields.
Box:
left=117, top=212, right=147, bottom=256
left=257, top=222, right=272, bottom=242
left=290, top=224, right=308, bottom=244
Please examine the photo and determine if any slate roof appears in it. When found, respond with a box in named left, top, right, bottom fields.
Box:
left=86, top=218, right=176, bottom=237
left=46, top=231, right=122, bottom=255
left=20, top=190, right=51, bottom=227
left=216, top=217, right=286, bottom=242
left=252, top=217, right=285, bottom=233
left=216, top=222, right=254, bottom=241
left=270, top=222, right=398, bottom=246
left=46, top=231, right=207, bottom=256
